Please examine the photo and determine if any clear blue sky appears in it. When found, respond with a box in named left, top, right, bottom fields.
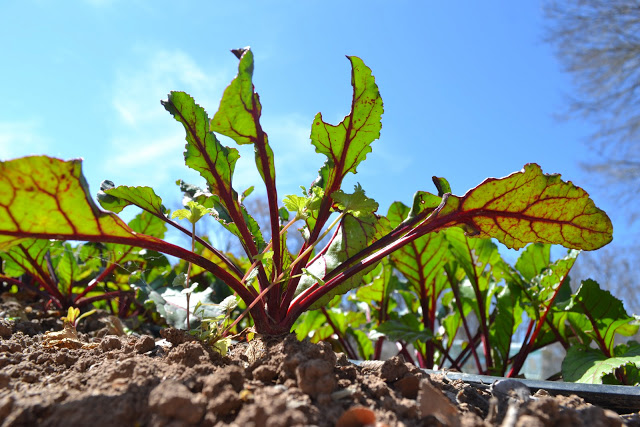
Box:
left=0, top=1, right=629, bottom=251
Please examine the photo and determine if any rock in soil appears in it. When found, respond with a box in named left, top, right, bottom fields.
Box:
left=0, top=317, right=637, bottom=426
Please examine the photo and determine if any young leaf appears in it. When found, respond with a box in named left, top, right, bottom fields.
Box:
left=566, top=279, right=640, bottom=354
left=310, top=56, right=383, bottom=193
left=562, top=342, right=640, bottom=384
left=331, top=184, right=379, bottom=216
left=429, top=164, right=613, bottom=251
left=98, top=181, right=166, bottom=215
left=515, top=242, right=551, bottom=282
left=171, top=201, right=213, bottom=224
left=432, top=176, right=452, bottom=197
left=162, top=91, right=240, bottom=206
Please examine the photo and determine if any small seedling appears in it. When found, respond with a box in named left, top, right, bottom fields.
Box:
left=61, top=306, right=97, bottom=329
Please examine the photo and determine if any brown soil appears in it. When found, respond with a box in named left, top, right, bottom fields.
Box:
left=0, top=303, right=638, bottom=426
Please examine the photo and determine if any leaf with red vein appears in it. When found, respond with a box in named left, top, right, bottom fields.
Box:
left=98, top=181, right=166, bottom=216
left=428, top=163, right=613, bottom=250
left=162, top=91, right=240, bottom=205
left=387, top=201, right=450, bottom=295
left=210, top=48, right=275, bottom=186
left=210, top=48, right=281, bottom=274
left=0, top=156, right=137, bottom=251
left=0, top=156, right=252, bottom=304
left=310, top=56, right=383, bottom=192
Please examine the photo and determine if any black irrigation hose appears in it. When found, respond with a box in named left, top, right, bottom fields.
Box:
left=349, top=360, right=639, bottom=414
left=421, top=369, right=640, bottom=415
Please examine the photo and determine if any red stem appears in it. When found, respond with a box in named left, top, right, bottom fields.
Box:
left=508, top=274, right=570, bottom=377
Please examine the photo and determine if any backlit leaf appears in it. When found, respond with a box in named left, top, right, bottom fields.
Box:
left=310, top=56, right=383, bottom=192
left=210, top=48, right=276, bottom=188
left=162, top=91, right=240, bottom=204
left=430, top=163, right=613, bottom=250
left=0, top=157, right=144, bottom=251
left=98, top=181, right=166, bottom=215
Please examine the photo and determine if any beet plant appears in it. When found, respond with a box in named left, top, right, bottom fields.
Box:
left=0, top=47, right=613, bottom=337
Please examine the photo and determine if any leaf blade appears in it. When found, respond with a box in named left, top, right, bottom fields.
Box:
left=431, top=164, right=613, bottom=250
left=310, top=56, right=383, bottom=191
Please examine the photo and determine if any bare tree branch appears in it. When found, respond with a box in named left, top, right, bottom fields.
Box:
left=544, top=0, right=640, bottom=202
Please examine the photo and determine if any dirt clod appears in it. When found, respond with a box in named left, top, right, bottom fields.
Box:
left=149, top=380, right=206, bottom=424
left=0, top=303, right=637, bottom=426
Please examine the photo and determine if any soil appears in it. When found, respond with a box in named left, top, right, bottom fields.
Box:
left=1, top=298, right=639, bottom=426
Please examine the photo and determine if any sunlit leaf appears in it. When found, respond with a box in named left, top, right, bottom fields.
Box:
left=0, top=157, right=145, bottom=251
left=98, top=181, right=166, bottom=216
left=431, top=164, right=613, bottom=250
left=210, top=48, right=276, bottom=188
left=162, top=91, right=240, bottom=204
left=310, top=56, right=383, bottom=192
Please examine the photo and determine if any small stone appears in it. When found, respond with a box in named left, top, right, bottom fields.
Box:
left=134, top=335, right=156, bottom=354
left=252, top=364, right=277, bottom=383
left=148, top=380, right=206, bottom=424
left=0, top=320, right=13, bottom=338
left=296, top=359, right=336, bottom=399
left=379, top=355, right=409, bottom=383
left=100, top=335, right=122, bottom=352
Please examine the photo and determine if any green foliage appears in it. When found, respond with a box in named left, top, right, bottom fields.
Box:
left=0, top=47, right=616, bottom=354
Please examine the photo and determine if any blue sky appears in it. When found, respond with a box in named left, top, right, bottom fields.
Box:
left=0, top=1, right=628, bottom=252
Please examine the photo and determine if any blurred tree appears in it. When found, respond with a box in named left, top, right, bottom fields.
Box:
left=544, top=0, right=640, bottom=205
left=570, top=245, right=640, bottom=315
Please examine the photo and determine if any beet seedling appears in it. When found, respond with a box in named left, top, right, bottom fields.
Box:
left=0, top=47, right=613, bottom=337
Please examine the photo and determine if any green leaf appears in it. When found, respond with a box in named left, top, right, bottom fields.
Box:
left=283, top=194, right=311, bottom=218
left=515, top=243, right=551, bottom=282
left=162, top=91, right=240, bottom=204
left=98, top=181, right=166, bottom=215
left=562, top=342, right=640, bottom=384
left=310, top=56, right=383, bottom=192
left=171, top=200, right=212, bottom=224
left=431, top=164, right=613, bottom=250
left=566, top=279, right=639, bottom=354
left=0, top=157, right=152, bottom=252
left=375, top=315, right=433, bottom=344
left=299, top=212, right=385, bottom=309
left=210, top=48, right=276, bottom=188
left=331, top=184, right=379, bottom=217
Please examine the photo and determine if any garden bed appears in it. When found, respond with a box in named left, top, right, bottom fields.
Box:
left=0, top=304, right=638, bottom=427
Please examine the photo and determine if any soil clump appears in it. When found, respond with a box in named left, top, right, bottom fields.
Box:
left=0, top=301, right=638, bottom=426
